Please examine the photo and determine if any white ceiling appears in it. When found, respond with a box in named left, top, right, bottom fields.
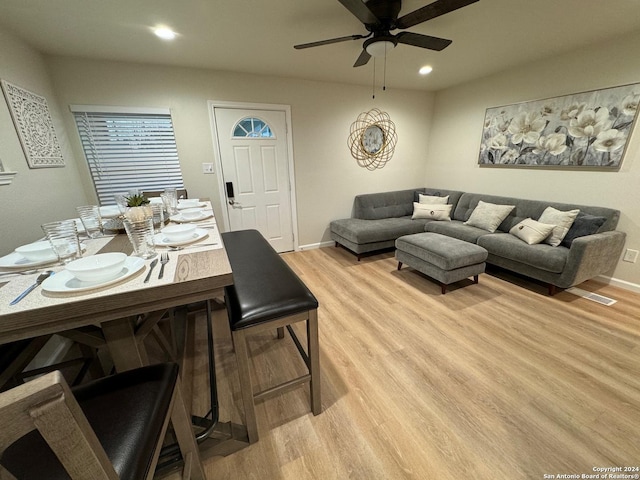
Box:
left=1, top=0, right=640, bottom=91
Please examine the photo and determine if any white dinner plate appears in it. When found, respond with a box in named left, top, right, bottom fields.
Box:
left=41, top=256, right=145, bottom=293
left=153, top=228, right=209, bottom=247
left=177, top=202, right=206, bottom=210
left=170, top=212, right=214, bottom=223
left=0, top=243, right=86, bottom=270
left=99, top=205, right=121, bottom=218
left=0, top=251, right=58, bottom=269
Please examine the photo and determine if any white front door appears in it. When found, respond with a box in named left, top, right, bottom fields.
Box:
left=213, top=107, right=294, bottom=252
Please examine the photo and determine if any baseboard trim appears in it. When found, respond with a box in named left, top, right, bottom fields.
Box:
left=297, top=241, right=335, bottom=251
left=595, top=275, right=640, bottom=294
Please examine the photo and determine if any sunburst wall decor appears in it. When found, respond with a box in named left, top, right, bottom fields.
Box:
left=348, top=108, right=397, bottom=170
left=1, top=79, right=64, bottom=168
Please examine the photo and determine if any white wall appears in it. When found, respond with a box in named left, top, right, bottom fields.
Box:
left=426, top=30, right=640, bottom=289
left=45, top=56, right=434, bottom=248
left=0, top=27, right=87, bottom=255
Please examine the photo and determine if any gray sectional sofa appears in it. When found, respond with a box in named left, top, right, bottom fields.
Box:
left=330, top=188, right=626, bottom=292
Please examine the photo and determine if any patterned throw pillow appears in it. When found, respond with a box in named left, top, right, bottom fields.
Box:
left=412, top=203, right=452, bottom=221
left=509, top=218, right=557, bottom=245
left=464, top=201, right=515, bottom=233
left=537, top=206, right=580, bottom=247
left=418, top=194, right=449, bottom=205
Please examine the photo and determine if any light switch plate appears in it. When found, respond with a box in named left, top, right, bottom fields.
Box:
left=202, top=163, right=214, bottom=174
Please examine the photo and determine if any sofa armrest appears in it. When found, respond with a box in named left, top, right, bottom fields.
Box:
left=558, top=231, right=626, bottom=287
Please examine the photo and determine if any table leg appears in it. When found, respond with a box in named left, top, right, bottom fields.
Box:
left=101, top=317, right=147, bottom=371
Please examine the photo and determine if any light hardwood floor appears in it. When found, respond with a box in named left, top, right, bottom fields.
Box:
left=181, top=246, right=640, bottom=480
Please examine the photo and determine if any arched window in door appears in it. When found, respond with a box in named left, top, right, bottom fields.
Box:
left=233, top=117, right=274, bottom=138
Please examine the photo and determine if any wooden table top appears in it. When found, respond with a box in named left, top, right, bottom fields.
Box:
left=0, top=218, right=232, bottom=344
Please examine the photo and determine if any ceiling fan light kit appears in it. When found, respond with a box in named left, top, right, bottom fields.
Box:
left=348, top=108, right=397, bottom=170
left=365, top=39, right=396, bottom=57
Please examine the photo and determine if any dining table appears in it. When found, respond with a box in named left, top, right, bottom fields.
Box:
left=0, top=202, right=250, bottom=461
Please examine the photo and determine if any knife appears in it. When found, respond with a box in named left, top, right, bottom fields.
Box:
left=143, top=258, right=159, bottom=283
left=9, top=271, right=54, bottom=305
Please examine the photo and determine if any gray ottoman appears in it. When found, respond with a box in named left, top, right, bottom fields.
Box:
left=396, top=232, right=488, bottom=294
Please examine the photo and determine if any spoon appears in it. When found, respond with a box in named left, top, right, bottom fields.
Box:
left=9, top=270, right=54, bottom=305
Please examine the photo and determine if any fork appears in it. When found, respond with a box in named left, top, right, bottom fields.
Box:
left=158, top=252, right=170, bottom=279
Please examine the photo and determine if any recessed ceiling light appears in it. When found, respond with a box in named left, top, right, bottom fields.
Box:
left=419, top=65, right=433, bottom=75
left=153, top=27, right=176, bottom=40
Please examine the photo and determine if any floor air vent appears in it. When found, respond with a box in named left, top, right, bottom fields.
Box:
left=566, top=287, right=617, bottom=306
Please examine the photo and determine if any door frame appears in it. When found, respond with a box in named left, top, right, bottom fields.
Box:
left=208, top=100, right=299, bottom=251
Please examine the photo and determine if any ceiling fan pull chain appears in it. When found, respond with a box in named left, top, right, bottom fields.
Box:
left=372, top=57, right=376, bottom=99
left=383, top=49, right=387, bottom=92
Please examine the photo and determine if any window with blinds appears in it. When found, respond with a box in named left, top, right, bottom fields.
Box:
left=71, top=106, right=185, bottom=205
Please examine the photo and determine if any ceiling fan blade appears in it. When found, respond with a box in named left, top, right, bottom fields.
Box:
left=396, top=0, right=479, bottom=29
left=396, top=32, right=452, bottom=51
left=338, top=0, right=380, bottom=25
left=353, top=49, right=371, bottom=67
left=294, top=34, right=367, bottom=49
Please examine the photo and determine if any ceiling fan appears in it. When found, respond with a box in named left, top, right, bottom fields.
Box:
left=294, top=0, right=479, bottom=67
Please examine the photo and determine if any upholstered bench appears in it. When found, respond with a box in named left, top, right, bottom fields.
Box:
left=221, top=229, right=321, bottom=443
left=396, top=232, right=488, bottom=294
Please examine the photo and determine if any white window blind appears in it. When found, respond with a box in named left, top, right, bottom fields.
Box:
left=71, top=106, right=184, bottom=205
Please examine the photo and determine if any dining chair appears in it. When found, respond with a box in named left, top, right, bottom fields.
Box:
left=0, top=363, right=205, bottom=480
left=0, top=334, right=103, bottom=393
left=142, top=188, right=188, bottom=199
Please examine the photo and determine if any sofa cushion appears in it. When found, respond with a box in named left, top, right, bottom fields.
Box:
left=477, top=233, right=568, bottom=273
left=330, top=217, right=427, bottom=244
left=354, top=189, right=419, bottom=220
left=561, top=213, right=607, bottom=247
left=464, top=201, right=515, bottom=233
left=509, top=218, right=556, bottom=245
left=538, top=206, right=580, bottom=246
left=412, top=203, right=452, bottom=221
left=454, top=192, right=620, bottom=233
left=418, top=194, right=449, bottom=204
left=425, top=220, right=492, bottom=244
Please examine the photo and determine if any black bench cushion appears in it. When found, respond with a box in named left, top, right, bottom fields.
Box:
left=1, top=363, right=178, bottom=480
left=222, top=230, right=318, bottom=330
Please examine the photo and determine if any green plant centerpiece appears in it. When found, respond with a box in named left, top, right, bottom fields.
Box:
left=125, top=194, right=150, bottom=207
left=124, top=194, right=152, bottom=222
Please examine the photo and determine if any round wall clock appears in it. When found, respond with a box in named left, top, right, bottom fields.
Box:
left=348, top=108, right=397, bottom=170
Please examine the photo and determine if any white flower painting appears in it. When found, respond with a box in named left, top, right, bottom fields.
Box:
left=478, top=83, right=640, bottom=168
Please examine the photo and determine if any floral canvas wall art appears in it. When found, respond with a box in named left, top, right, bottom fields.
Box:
left=1, top=79, right=64, bottom=168
left=478, top=83, right=640, bottom=169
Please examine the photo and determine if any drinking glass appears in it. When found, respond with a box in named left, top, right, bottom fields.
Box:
left=114, top=194, right=129, bottom=214
left=41, top=220, right=83, bottom=264
left=161, top=188, right=178, bottom=215
left=122, top=215, right=157, bottom=259
left=76, top=205, right=103, bottom=238
left=150, top=203, right=164, bottom=229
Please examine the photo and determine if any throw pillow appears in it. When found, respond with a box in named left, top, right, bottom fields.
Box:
left=412, top=202, right=452, bottom=221
left=561, top=213, right=607, bottom=247
left=537, top=206, right=580, bottom=247
left=464, top=201, right=515, bottom=233
left=419, top=194, right=449, bottom=205
left=509, top=218, right=557, bottom=245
